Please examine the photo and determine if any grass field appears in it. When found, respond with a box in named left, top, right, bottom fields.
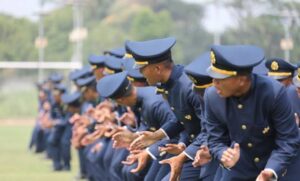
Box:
left=0, top=123, right=79, bottom=181
left=0, top=88, right=38, bottom=119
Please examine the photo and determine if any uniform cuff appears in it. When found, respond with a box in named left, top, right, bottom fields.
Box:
left=159, top=128, right=170, bottom=140
left=146, top=147, right=157, bottom=160
left=183, top=151, right=194, bottom=160
left=220, top=163, right=231, bottom=171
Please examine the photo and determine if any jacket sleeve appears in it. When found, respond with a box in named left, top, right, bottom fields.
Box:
left=205, top=88, right=231, bottom=162
left=265, top=86, right=300, bottom=176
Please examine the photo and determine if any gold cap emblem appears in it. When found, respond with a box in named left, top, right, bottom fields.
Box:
left=271, top=61, right=279, bottom=71
left=210, top=51, right=216, bottom=64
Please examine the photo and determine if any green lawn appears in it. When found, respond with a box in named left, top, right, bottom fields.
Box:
left=0, top=125, right=79, bottom=181
left=0, top=89, right=38, bottom=119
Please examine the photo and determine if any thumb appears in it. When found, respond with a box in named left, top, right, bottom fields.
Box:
left=234, top=143, right=240, bottom=152
left=127, top=106, right=133, bottom=113
left=200, top=145, right=208, bottom=151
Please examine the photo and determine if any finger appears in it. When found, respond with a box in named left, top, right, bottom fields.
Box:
left=194, top=151, right=201, bottom=161
left=118, top=113, right=128, bottom=122
left=130, top=160, right=146, bottom=173
left=130, top=150, right=142, bottom=154
left=222, top=153, right=232, bottom=162
left=159, top=158, right=170, bottom=165
left=113, top=141, right=118, bottom=148
left=159, top=147, right=169, bottom=152
left=221, top=154, right=231, bottom=163
left=140, top=131, right=149, bottom=136
left=127, top=106, right=133, bottom=113
left=112, top=133, right=121, bottom=141
left=130, top=139, right=144, bottom=150
left=165, top=143, right=177, bottom=147
left=122, top=159, right=135, bottom=165
left=192, top=160, right=200, bottom=168
left=220, top=157, right=227, bottom=164
left=130, top=142, right=142, bottom=151
left=226, top=149, right=236, bottom=157
left=223, top=150, right=234, bottom=159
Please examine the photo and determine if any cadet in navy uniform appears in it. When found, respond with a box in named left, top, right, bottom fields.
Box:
left=204, top=45, right=300, bottom=181
left=77, top=75, right=105, bottom=180
left=265, top=58, right=300, bottom=126
left=88, top=54, right=106, bottom=81
left=74, top=75, right=99, bottom=179
left=103, top=55, right=124, bottom=75
left=292, top=66, right=300, bottom=126
left=88, top=55, right=109, bottom=181
left=47, top=83, right=67, bottom=171
left=97, top=71, right=178, bottom=181
left=60, top=91, right=82, bottom=170
left=105, top=47, right=126, bottom=58
left=99, top=54, right=128, bottom=181
left=87, top=54, right=110, bottom=181
left=49, top=73, right=64, bottom=85
left=125, top=58, right=148, bottom=87
left=127, top=37, right=204, bottom=181
left=29, top=82, right=48, bottom=153
left=162, top=52, right=219, bottom=181
left=265, top=58, right=297, bottom=87
left=69, top=66, right=94, bottom=90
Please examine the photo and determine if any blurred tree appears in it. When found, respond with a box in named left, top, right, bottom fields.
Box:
left=5, top=0, right=300, bottom=65
left=43, top=7, right=73, bottom=61
left=0, top=15, right=37, bottom=61
left=130, top=7, right=173, bottom=40
left=223, top=0, right=300, bottom=63
left=222, top=16, right=283, bottom=59
left=143, top=0, right=213, bottom=63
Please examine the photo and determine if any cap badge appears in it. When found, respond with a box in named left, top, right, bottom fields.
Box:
left=210, top=51, right=216, bottom=64
left=271, top=61, right=279, bottom=71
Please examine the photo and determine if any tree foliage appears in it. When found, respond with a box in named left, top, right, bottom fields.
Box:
left=1, top=0, right=300, bottom=65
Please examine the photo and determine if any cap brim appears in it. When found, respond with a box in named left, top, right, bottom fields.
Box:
left=269, top=75, right=289, bottom=80
left=133, top=63, right=147, bottom=69
left=293, top=76, right=300, bottom=87
left=206, top=66, right=231, bottom=79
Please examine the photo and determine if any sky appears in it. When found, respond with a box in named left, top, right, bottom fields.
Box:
left=0, top=0, right=234, bottom=31
left=0, top=0, right=57, bottom=21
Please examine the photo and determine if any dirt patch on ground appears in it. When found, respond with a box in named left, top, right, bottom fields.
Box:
left=0, top=119, right=35, bottom=126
